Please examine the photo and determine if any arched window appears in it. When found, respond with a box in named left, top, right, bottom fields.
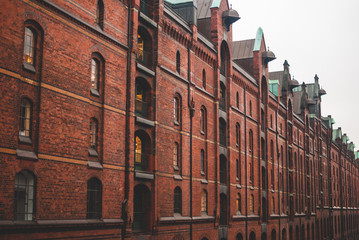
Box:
left=174, top=95, right=181, bottom=124
left=236, top=233, right=244, bottom=240
left=200, top=107, right=206, bottom=134
left=176, top=51, right=181, bottom=74
left=90, top=54, right=104, bottom=95
left=173, top=142, right=179, bottom=169
left=137, top=27, right=153, bottom=67
left=201, top=190, right=207, bottom=214
left=19, top=98, right=32, bottom=137
left=236, top=91, right=239, bottom=108
left=15, top=170, right=35, bottom=221
left=271, top=230, right=276, bottom=240
left=249, top=194, right=254, bottom=214
left=96, top=0, right=104, bottom=29
left=23, top=27, right=35, bottom=65
left=174, top=187, right=182, bottom=214
left=200, top=149, right=205, bottom=174
left=202, top=69, right=206, bottom=89
left=87, top=177, right=102, bottom=219
left=249, top=232, right=256, bottom=240
left=90, top=118, right=98, bottom=150
left=236, top=193, right=241, bottom=213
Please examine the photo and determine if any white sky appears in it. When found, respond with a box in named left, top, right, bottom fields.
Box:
left=229, top=0, right=359, bottom=152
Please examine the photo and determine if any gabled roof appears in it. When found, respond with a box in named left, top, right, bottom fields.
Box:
left=232, top=39, right=255, bottom=59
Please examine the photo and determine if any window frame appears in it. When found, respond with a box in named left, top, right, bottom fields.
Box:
left=201, top=189, right=207, bottom=214
left=174, top=95, right=181, bottom=125
left=87, top=177, right=102, bottom=219
left=174, top=187, right=182, bottom=215
left=14, top=170, right=36, bottom=221
left=19, top=98, right=32, bottom=139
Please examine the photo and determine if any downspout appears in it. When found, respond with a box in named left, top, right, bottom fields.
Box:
left=276, top=102, right=281, bottom=240
left=123, top=1, right=133, bottom=238
left=188, top=43, right=194, bottom=240
left=244, top=86, right=248, bottom=240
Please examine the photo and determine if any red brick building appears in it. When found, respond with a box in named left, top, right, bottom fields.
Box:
left=0, top=0, right=358, bottom=239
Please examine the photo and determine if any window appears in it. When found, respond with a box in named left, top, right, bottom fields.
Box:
left=236, top=123, right=240, bottom=146
left=219, top=118, right=226, bottom=146
left=174, top=142, right=179, bottom=170
left=200, top=107, right=206, bottom=134
left=96, top=0, right=104, bottom=29
left=202, top=69, right=206, bottom=89
left=236, top=193, right=241, bottom=213
left=135, top=134, right=149, bottom=171
left=90, top=118, right=98, bottom=150
left=249, top=130, right=254, bottom=184
left=249, top=101, right=252, bottom=116
left=87, top=178, right=102, bottom=219
left=135, top=79, right=150, bottom=118
left=176, top=51, right=181, bottom=74
left=236, top=92, right=239, bottom=108
left=23, top=27, right=35, bottom=65
left=249, top=194, right=254, bottom=214
left=271, top=197, right=275, bottom=213
left=200, top=149, right=205, bottom=174
left=15, top=170, right=35, bottom=221
left=219, top=83, right=226, bottom=111
left=174, top=187, right=182, bottom=214
left=91, top=58, right=100, bottom=91
left=201, top=190, right=207, bottom=214
left=19, top=98, right=32, bottom=137
left=236, top=159, right=239, bottom=181
left=174, top=95, right=181, bottom=124
left=249, top=130, right=253, bottom=152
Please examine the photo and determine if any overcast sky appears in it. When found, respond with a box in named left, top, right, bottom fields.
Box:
left=229, top=0, right=359, bottom=152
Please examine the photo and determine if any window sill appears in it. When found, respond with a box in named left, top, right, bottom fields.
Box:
left=200, top=130, right=205, bottom=135
left=18, top=135, right=32, bottom=145
left=173, top=165, right=179, bottom=171
left=88, top=148, right=98, bottom=157
left=236, top=184, right=241, bottom=189
left=200, top=179, right=208, bottom=184
left=16, top=149, right=38, bottom=161
left=174, top=121, right=179, bottom=126
left=135, top=171, right=154, bottom=180
left=23, top=62, right=36, bottom=73
left=88, top=161, right=103, bottom=169
left=90, top=88, right=100, bottom=97
left=173, top=174, right=182, bottom=181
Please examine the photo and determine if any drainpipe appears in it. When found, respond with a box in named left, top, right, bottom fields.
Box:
left=188, top=43, right=194, bottom=240
left=244, top=86, right=248, bottom=240
left=275, top=103, right=281, bottom=240
left=123, top=0, right=133, bottom=238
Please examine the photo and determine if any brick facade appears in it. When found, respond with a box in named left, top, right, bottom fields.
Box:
left=0, top=0, right=358, bottom=239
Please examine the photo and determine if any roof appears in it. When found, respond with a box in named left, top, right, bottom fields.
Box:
left=165, top=0, right=194, bottom=4
left=232, top=39, right=255, bottom=59
left=197, top=0, right=213, bottom=19
left=269, top=71, right=284, bottom=92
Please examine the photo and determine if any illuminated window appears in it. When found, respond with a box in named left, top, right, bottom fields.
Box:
left=249, top=194, right=254, bottom=214
left=174, top=95, right=181, bottom=124
left=89, top=118, right=98, bottom=150
left=236, top=193, right=241, bottom=213
left=19, top=98, right=32, bottom=137
left=23, top=27, right=35, bottom=65
left=91, top=58, right=99, bottom=91
left=201, top=190, right=207, bottom=213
